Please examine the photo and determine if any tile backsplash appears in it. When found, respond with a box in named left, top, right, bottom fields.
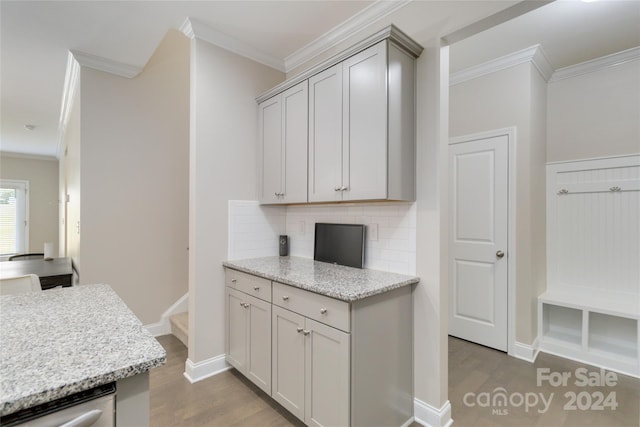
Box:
left=228, top=200, right=416, bottom=275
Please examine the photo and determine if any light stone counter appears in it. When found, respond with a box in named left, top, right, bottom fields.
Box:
left=223, top=256, right=419, bottom=302
left=0, top=284, right=166, bottom=417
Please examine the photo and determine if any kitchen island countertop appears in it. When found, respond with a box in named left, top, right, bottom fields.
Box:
left=223, top=256, right=419, bottom=302
left=0, top=284, right=166, bottom=417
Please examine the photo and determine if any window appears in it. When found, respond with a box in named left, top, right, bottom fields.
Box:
left=0, top=180, right=29, bottom=255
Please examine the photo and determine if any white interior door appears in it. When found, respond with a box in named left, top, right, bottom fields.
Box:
left=449, top=135, right=508, bottom=351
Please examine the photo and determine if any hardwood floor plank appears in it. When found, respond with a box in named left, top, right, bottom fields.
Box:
left=150, top=335, right=639, bottom=426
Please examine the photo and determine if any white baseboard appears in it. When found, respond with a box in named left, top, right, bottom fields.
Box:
left=413, top=399, right=453, bottom=427
left=511, top=338, right=539, bottom=363
left=144, top=293, right=189, bottom=337
left=183, top=354, right=231, bottom=383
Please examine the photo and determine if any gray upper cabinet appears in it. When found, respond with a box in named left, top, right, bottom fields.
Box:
left=259, top=81, right=308, bottom=204
left=258, top=25, right=422, bottom=205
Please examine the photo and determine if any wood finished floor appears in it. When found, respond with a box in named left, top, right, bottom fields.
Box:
left=150, top=335, right=639, bottom=426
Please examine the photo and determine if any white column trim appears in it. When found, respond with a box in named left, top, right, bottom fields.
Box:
left=413, top=399, right=453, bottom=427
left=512, top=338, right=540, bottom=363
left=183, top=355, right=231, bottom=383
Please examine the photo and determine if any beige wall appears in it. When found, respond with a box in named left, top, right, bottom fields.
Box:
left=449, top=62, right=547, bottom=345
left=188, top=38, right=284, bottom=363
left=547, top=59, right=640, bottom=162
left=0, top=154, right=59, bottom=254
left=74, top=29, right=190, bottom=324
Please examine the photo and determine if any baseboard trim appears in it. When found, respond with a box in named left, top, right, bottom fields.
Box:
left=400, top=416, right=416, bottom=427
left=144, top=293, right=189, bottom=337
left=413, top=399, right=453, bottom=427
left=183, top=354, right=231, bottom=383
left=512, top=339, right=539, bottom=363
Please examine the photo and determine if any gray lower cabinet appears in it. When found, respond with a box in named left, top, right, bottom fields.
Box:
left=272, top=305, right=350, bottom=426
left=225, top=269, right=413, bottom=427
left=225, top=287, right=272, bottom=394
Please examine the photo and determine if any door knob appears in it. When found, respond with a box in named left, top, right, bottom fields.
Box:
left=496, top=250, right=505, bottom=258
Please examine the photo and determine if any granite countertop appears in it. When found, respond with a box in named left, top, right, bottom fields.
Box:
left=223, top=256, right=419, bottom=302
left=0, top=284, right=166, bottom=416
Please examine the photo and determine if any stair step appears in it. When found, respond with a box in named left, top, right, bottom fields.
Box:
left=169, top=312, right=188, bottom=347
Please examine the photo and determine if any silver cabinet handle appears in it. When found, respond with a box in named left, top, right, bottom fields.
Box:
left=334, top=187, right=341, bottom=192
left=274, top=192, right=279, bottom=196
left=241, top=303, right=249, bottom=308
left=320, top=308, right=327, bottom=314
left=231, top=279, right=237, bottom=283
left=253, top=286, right=260, bottom=291
left=610, top=186, right=622, bottom=192
left=303, top=330, right=311, bottom=336
left=341, top=186, right=348, bottom=191
left=297, top=327, right=304, bottom=333
left=282, top=296, right=289, bottom=301
left=59, top=409, right=103, bottom=427
left=496, top=250, right=505, bottom=258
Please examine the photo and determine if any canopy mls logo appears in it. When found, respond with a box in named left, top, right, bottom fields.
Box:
left=463, top=387, right=553, bottom=415
left=463, top=367, right=619, bottom=416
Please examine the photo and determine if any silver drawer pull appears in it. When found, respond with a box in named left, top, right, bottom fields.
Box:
left=610, top=186, right=622, bottom=192
left=320, top=308, right=327, bottom=314
left=334, top=187, right=341, bottom=192
left=303, top=330, right=311, bottom=336
left=297, top=327, right=304, bottom=333
left=282, top=296, right=289, bottom=301
left=241, top=303, right=249, bottom=308
left=59, top=409, right=103, bottom=427
left=231, top=279, right=237, bottom=283
left=253, top=286, right=260, bottom=291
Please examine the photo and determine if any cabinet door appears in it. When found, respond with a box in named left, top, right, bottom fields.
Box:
left=272, top=306, right=306, bottom=421
left=281, top=81, right=308, bottom=204
left=305, top=318, right=350, bottom=427
left=246, top=294, right=272, bottom=394
left=259, top=95, right=282, bottom=204
left=342, top=42, right=388, bottom=201
left=308, top=64, right=344, bottom=203
left=225, top=288, right=247, bottom=372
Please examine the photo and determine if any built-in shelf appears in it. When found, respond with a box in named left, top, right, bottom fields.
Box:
left=589, top=312, right=638, bottom=360
left=540, top=155, right=640, bottom=379
left=542, top=303, right=582, bottom=347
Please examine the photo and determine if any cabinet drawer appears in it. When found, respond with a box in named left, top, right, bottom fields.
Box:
left=272, top=282, right=350, bottom=332
left=225, top=269, right=272, bottom=302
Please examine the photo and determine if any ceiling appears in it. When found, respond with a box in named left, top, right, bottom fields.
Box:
left=1, top=1, right=639, bottom=159
left=449, top=0, right=640, bottom=73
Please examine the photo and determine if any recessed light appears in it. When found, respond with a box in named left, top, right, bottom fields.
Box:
left=24, top=124, right=36, bottom=131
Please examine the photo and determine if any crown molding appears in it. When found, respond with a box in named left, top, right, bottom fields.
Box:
left=180, top=17, right=285, bottom=72
left=450, top=44, right=553, bottom=86
left=71, top=50, right=142, bottom=79
left=0, top=151, right=58, bottom=162
left=284, top=0, right=411, bottom=73
left=56, top=51, right=81, bottom=160
left=549, top=46, right=640, bottom=83
left=256, top=25, right=422, bottom=103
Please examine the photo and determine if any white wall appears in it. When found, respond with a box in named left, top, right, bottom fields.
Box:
left=75, top=29, right=190, bottom=325
left=285, top=202, right=417, bottom=274
left=547, top=59, right=640, bottom=162
left=449, top=61, right=547, bottom=346
left=0, top=154, right=59, bottom=253
left=188, top=38, right=284, bottom=366
left=227, top=201, right=417, bottom=275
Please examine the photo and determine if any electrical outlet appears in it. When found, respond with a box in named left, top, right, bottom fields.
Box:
left=299, top=220, right=305, bottom=235
left=368, top=223, right=378, bottom=241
